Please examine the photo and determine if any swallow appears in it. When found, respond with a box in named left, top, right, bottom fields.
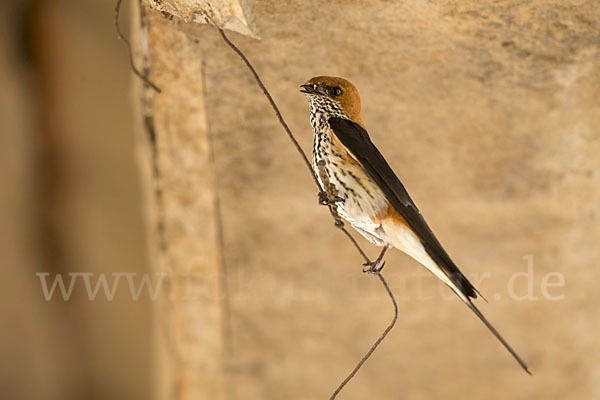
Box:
left=301, top=76, right=530, bottom=374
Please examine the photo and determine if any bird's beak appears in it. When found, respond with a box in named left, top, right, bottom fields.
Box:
left=300, top=83, right=325, bottom=96
left=300, top=84, right=315, bottom=94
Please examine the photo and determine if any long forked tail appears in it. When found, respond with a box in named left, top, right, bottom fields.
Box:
left=465, top=300, right=531, bottom=375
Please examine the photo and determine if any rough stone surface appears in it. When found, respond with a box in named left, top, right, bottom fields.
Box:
left=147, top=0, right=258, bottom=37
left=143, top=0, right=599, bottom=399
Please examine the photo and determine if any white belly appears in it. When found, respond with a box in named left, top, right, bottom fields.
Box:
left=314, top=156, right=389, bottom=246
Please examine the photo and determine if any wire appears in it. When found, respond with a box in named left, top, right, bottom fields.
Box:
left=213, top=24, right=399, bottom=400
left=330, top=274, right=398, bottom=399
left=114, top=0, right=162, bottom=93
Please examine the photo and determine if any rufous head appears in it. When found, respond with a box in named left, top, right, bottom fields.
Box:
left=300, top=76, right=363, bottom=126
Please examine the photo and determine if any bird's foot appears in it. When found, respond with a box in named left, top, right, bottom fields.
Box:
left=318, top=191, right=344, bottom=206
left=362, top=260, right=386, bottom=275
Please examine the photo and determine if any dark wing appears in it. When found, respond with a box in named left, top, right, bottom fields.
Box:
left=328, top=117, right=477, bottom=299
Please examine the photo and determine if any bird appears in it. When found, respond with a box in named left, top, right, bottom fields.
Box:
left=300, top=76, right=530, bottom=374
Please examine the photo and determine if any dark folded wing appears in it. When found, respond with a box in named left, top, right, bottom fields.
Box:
left=328, top=117, right=477, bottom=299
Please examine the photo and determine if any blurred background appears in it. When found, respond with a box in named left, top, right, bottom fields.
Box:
left=1, top=0, right=599, bottom=399
left=1, top=0, right=150, bottom=399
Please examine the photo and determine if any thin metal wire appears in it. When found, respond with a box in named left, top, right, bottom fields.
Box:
left=214, top=28, right=320, bottom=189
left=115, top=0, right=162, bottom=93
left=212, top=25, right=399, bottom=400
left=330, top=273, right=399, bottom=400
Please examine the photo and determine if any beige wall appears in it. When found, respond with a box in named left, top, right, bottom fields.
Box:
left=1, top=0, right=599, bottom=399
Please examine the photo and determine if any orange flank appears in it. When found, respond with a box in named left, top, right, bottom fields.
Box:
left=373, top=204, right=410, bottom=230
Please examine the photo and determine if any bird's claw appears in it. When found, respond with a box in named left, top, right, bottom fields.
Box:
left=318, top=191, right=329, bottom=205
left=362, top=260, right=386, bottom=275
left=318, top=191, right=344, bottom=206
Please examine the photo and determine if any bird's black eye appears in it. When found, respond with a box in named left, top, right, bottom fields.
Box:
left=331, top=86, right=343, bottom=97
